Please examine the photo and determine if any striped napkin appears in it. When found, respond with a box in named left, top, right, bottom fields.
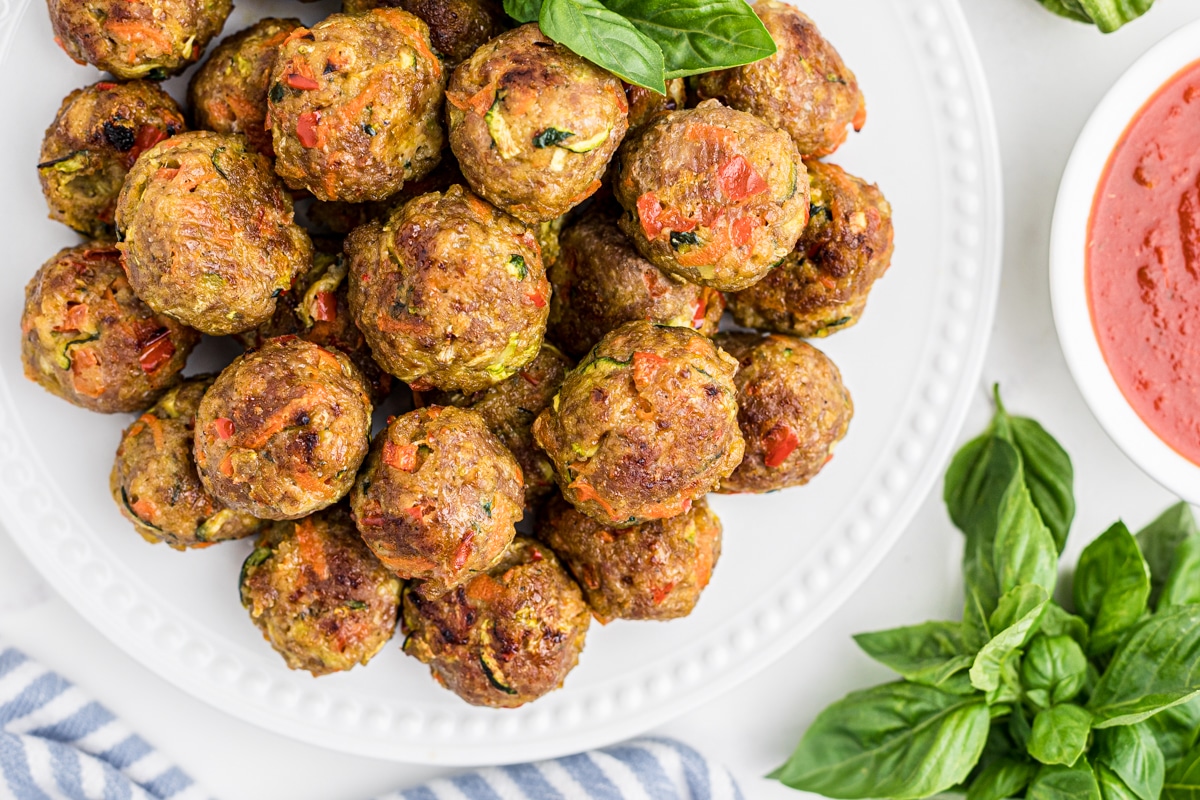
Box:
left=0, top=645, right=744, bottom=800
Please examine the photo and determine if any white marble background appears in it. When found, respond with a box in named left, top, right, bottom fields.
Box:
left=3, top=0, right=1198, bottom=797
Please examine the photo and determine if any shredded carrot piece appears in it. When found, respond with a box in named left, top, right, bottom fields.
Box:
left=218, top=452, right=235, bottom=477
left=295, top=518, right=329, bottom=581
left=465, top=574, right=504, bottom=604
left=568, top=478, right=618, bottom=522
left=383, top=441, right=419, bottom=472
left=380, top=552, right=437, bottom=575
left=286, top=73, right=320, bottom=91
left=138, top=413, right=165, bottom=451
left=240, top=394, right=326, bottom=449
left=465, top=192, right=493, bottom=219
left=374, top=9, right=441, bottom=79
left=104, top=20, right=173, bottom=54
left=853, top=103, right=867, bottom=132
left=131, top=497, right=157, bottom=522
left=447, top=77, right=498, bottom=118
left=452, top=532, right=474, bottom=571
left=290, top=468, right=331, bottom=496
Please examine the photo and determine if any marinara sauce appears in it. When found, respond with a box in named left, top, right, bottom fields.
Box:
left=1088, top=59, right=1200, bottom=465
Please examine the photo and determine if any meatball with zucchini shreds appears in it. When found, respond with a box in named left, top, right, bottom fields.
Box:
left=693, top=1, right=865, bottom=159
left=188, top=18, right=304, bottom=158
left=115, top=131, right=313, bottom=336
left=715, top=332, right=852, bottom=494
left=728, top=161, right=894, bottom=338
left=549, top=209, right=724, bottom=358
left=268, top=10, right=446, bottom=203
left=532, top=320, right=744, bottom=528
left=341, top=0, right=505, bottom=66
left=402, top=536, right=589, bottom=708
left=427, top=343, right=574, bottom=511
left=39, top=80, right=186, bottom=240
left=48, top=0, right=230, bottom=80
left=537, top=495, right=722, bottom=623
left=614, top=101, right=809, bottom=292
left=346, top=184, right=549, bottom=393
left=350, top=406, right=524, bottom=596
left=446, top=24, right=629, bottom=224
left=110, top=376, right=263, bottom=549
left=21, top=243, right=198, bottom=414
left=240, top=507, right=401, bottom=677
left=195, top=337, right=373, bottom=521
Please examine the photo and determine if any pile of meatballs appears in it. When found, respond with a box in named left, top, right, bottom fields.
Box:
left=23, top=0, right=894, bottom=708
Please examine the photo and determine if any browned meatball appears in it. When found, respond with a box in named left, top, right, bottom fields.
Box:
left=115, top=131, right=313, bottom=336
left=715, top=333, right=852, bottom=493
left=625, top=78, right=686, bottom=132
left=21, top=243, right=198, bottom=413
left=538, top=495, right=722, bottom=623
left=48, top=0, right=230, bottom=79
left=188, top=18, right=303, bottom=158
left=532, top=321, right=744, bottom=527
left=693, top=1, right=865, bottom=159
left=446, top=24, right=629, bottom=224
left=39, top=80, right=186, bottom=239
left=195, top=337, right=373, bottom=520
left=427, top=343, right=573, bottom=511
left=402, top=537, right=589, bottom=707
left=350, top=406, right=524, bottom=596
left=728, top=161, right=894, bottom=337
left=268, top=10, right=446, bottom=202
left=235, top=248, right=392, bottom=403
left=549, top=209, right=724, bottom=357
left=341, top=0, right=505, bottom=66
left=346, top=185, right=548, bottom=393
left=111, top=376, right=263, bottom=549
left=304, top=157, right=464, bottom=235
left=613, top=101, right=808, bottom=292
left=241, top=507, right=400, bottom=676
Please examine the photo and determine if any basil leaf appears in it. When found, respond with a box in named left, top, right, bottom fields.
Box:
left=986, top=652, right=1024, bottom=707
left=1034, top=0, right=1094, bottom=26
left=1010, top=705, right=1035, bottom=751
left=1093, top=724, right=1165, bottom=800
left=601, top=0, right=776, bottom=80
left=1023, top=634, right=1089, bottom=709
left=993, top=480, right=1059, bottom=599
left=1096, top=764, right=1142, bottom=800
left=1088, top=606, right=1200, bottom=728
left=1137, top=502, right=1200, bottom=608
left=1027, top=761, right=1103, bottom=800
left=1162, top=537, right=1200, bottom=610
left=971, top=584, right=1049, bottom=693
left=1148, top=696, right=1200, bottom=765
left=504, top=0, right=542, bottom=22
left=1079, top=0, right=1155, bottom=33
left=1007, top=417, right=1075, bottom=553
left=967, top=758, right=1038, bottom=800
left=539, top=0, right=667, bottom=94
left=769, top=682, right=990, bottom=798
left=1074, top=522, right=1151, bottom=656
left=1166, top=740, right=1200, bottom=799
left=853, top=621, right=974, bottom=689
left=1028, top=704, right=1092, bottom=767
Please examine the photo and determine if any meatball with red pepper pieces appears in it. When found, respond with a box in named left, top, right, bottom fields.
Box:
left=401, top=536, right=589, bottom=707
left=350, top=406, right=524, bottom=597
left=714, top=332, right=852, bottom=493
left=195, top=337, right=374, bottom=520
left=21, top=243, right=198, bottom=413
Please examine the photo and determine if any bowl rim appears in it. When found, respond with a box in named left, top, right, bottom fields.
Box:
left=1050, top=19, right=1200, bottom=504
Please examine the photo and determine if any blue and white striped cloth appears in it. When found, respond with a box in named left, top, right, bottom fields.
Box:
left=0, top=644, right=743, bottom=800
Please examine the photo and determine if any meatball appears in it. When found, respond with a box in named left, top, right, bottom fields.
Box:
left=350, top=406, right=524, bottom=596
left=346, top=185, right=549, bottom=393
left=195, top=337, right=373, bottom=520
left=613, top=101, right=809, bottom=292
left=111, top=376, right=263, bottom=548
left=38, top=80, right=186, bottom=239
left=693, top=1, right=865, bottom=159
left=401, top=537, right=589, bottom=707
left=115, top=131, right=313, bottom=336
left=268, top=10, right=446, bottom=202
left=48, top=0, right=230, bottom=79
left=625, top=78, right=686, bottom=132
left=427, top=343, right=573, bottom=511
left=341, top=0, right=505, bottom=66
left=188, top=18, right=304, bottom=158
left=728, top=162, right=894, bottom=337
left=537, top=495, right=722, bottom=623
left=549, top=209, right=724, bottom=357
left=21, top=243, right=197, bottom=413
left=240, top=507, right=400, bottom=676
left=304, top=156, right=464, bottom=235
left=715, top=333, right=852, bottom=493
left=235, top=248, right=392, bottom=403
left=446, top=24, right=629, bottom=224
left=532, top=321, right=744, bottom=527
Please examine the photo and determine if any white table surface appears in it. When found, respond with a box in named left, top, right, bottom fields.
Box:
left=3, top=1, right=1198, bottom=797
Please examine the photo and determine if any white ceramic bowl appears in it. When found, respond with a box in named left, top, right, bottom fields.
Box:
left=1050, top=20, right=1200, bottom=504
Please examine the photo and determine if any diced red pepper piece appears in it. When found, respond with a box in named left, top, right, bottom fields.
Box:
left=651, top=581, right=677, bottom=605
left=528, top=290, right=547, bottom=308
left=286, top=73, right=320, bottom=90
left=731, top=215, right=760, bottom=248
left=297, top=112, right=321, bottom=148
left=138, top=330, right=175, bottom=373
left=718, top=155, right=768, bottom=202
left=312, top=291, right=337, bottom=322
left=383, top=441, right=418, bottom=472
left=214, top=417, right=235, bottom=440
left=763, top=424, right=801, bottom=468
left=96, top=81, right=117, bottom=91
left=60, top=302, right=89, bottom=332
left=636, top=192, right=697, bottom=240
left=632, top=351, right=669, bottom=391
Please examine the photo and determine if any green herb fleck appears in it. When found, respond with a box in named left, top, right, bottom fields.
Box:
left=506, top=254, right=528, bottom=279
left=670, top=231, right=700, bottom=250
left=533, top=127, right=574, bottom=148
left=269, top=82, right=285, bottom=104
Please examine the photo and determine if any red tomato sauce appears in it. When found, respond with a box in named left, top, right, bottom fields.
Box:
left=1088, top=59, right=1200, bottom=465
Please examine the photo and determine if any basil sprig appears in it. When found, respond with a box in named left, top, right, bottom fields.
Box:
left=1034, top=0, right=1155, bottom=33
left=773, top=386, right=1200, bottom=799
left=503, top=0, right=776, bottom=94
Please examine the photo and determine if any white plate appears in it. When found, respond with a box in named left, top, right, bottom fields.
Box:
left=0, top=0, right=1001, bottom=764
left=1050, top=20, right=1200, bottom=505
